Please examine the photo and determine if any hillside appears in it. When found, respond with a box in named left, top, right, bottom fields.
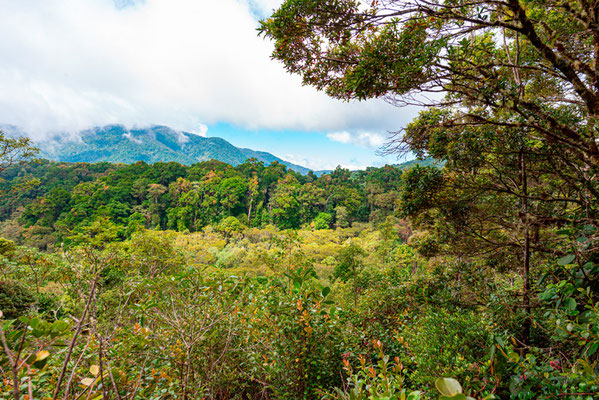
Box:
left=34, top=124, right=313, bottom=174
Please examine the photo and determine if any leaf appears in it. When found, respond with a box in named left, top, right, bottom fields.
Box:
left=51, top=320, right=69, bottom=333
left=557, top=254, right=576, bottom=265
left=536, top=273, right=549, bottom=286
left=586, top=342, right=599, bottom=357
left=81, top=378, right=95, bottom=387
left=439, top=395, right=467, bottom=400
left=407, top=391, right=421, bottom=400
left=508, top=352, right=520, bottom=363
left=33, top=358, right=49, bottom=369
left=29, top=317, right=40, bottom=329
left=321, top=286, right=331, bottom=297
left=32, top=329, right=44, bottom=338
left=435, top=378, right=463, bottom=396
left=564, top=297, right=577, bottom=311
left=293, top=280, right=301, bottom=292
left=495, top=336, right=505, bottom=348
left=90, top=365, right=100, bottom=376
left=36, top=350, right=50, bottom=361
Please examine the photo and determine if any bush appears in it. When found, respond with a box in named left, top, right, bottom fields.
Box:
left=0, top=279, right=35, bottom=319
left=243, top=271, right=344, bottom=398
left=399, top=307, right=491, bottom=389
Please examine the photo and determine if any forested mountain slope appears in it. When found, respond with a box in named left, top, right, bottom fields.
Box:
left=17, top=124, right=314, bottom=174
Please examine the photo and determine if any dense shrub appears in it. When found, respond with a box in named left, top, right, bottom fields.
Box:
left=0, top=279, right=35, bottom=319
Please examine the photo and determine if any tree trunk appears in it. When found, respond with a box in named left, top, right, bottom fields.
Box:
left=520, top=150, right=531, bottom=346
left=247, top=200, right=253, bottom=224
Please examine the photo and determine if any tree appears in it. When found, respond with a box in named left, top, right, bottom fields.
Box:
left=398, top=122, right=592, bottom=343
left=313, top=212, right=332, bottom=230
left=218, top=176, right=247, bottom=214
left=259, top=1, right=599, bottom=166
left=268, top=175, right=301, bottom=229
left=332, top=242, right=366, bottom=307
left=147, top=183, right=167, bottom=204
left=0, top=132, right=37, bottom=173
left=334, top=205, right=349, bottom=228
left=217, top=216, right=242, bottom=240
left=245, top=175, right=260, bottom=224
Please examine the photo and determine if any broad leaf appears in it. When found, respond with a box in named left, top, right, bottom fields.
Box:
left=436, top=378, right=463, bottom=396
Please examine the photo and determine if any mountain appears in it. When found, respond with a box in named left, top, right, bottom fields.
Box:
left=31, top=124, right=312, bottom=174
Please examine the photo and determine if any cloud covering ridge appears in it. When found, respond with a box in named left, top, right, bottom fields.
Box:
left=1, top=0, right=415, bottom=136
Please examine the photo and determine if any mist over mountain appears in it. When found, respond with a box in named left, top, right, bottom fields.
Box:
left=23, top=124, right=315, bottom=174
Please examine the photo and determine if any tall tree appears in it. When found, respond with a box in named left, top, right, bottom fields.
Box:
left=259, top=0, right=599, bottom=167
left=259, top=0, right=599, bottom=347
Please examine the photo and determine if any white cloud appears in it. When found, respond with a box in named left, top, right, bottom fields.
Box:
left=123, top=131, right=143, bottom=144
left=0, top=0, right=416, bottom=142
left=327, top=131, right=387, bottom=148
left=186, top=123, right=208, bottom=137
left=327, top=132, right=352, bottom=144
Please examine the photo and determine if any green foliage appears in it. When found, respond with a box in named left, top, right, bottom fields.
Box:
left=0, top=315, right=71, bottom=400
left=314, top=212, right=333, bottom=230
left=0, top=216, right=597, bottom=398
left=400, top=308, right=491, bottom=388
left=398, top=166, right=444, bottom=219
left=0, top=131, right=38, bottom=173
left=243, top=272, right=343, bottom=398
left=335, top=206, right=350, bottom=228
left=0, top=238, right=16, bottom=256
left=68, top=215, right=122, bottom=248
left=259, top=5, right=599, bottom=397
left=333, top=243, right=366, bottom=284
left=0, top=280, right=34, bottom=319
left=0, top=158, right=413, bottom=248
left=329, top=340, right=420, bottom=400
left=217, top=215, right=243, bottom=237
left=1, top=102, right=599, bottom=400
left=435, top=378, right=481, bottom=400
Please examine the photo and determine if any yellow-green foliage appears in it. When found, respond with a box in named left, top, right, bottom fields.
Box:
left=167, top=223, right=399, bottom=281
left=0, top=221, right=597, bottom=400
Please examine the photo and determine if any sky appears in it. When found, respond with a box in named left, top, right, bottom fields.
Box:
left=0, top=0, right=418, bottom=170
